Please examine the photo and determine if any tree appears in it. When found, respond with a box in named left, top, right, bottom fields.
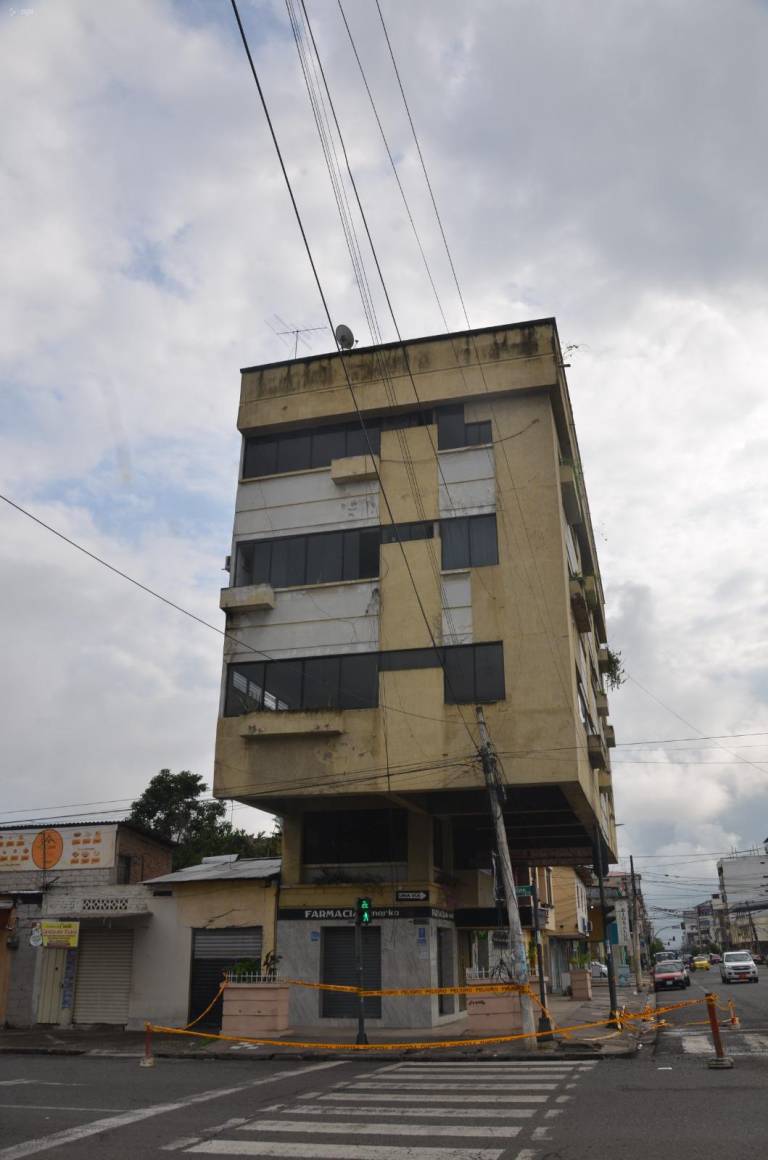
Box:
left=128, top=769, right=281, bottom=870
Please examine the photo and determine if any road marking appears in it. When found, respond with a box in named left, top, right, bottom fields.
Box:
left=513, top=1151, right=538, bottom=1160
left=238, top=1120, right=522, bottom=1139
left=743, top=1034, right=768, bottom=1052
left=532, top=1126, right=551, bottom=1140
left=346, top=1082, right=559, bottom=1091
left=319, top=1091, right=549, bottom=1104
left=0, top=1082, right=81, bottom=1088
left=0, top=1060, right=345, bottom=1160
left=289, top=1104, right=535, bottom=1119
left=162, top=1140, right=202, bottom=1152
left=188, top=1143, right=504, bottom=1159
left=0, top=1105, right=126, bottom=1113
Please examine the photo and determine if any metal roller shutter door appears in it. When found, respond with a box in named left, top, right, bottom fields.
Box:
left=189, top=927, right=263, bottom=1030
left=73, top=930, right=133, bottom=1024
left=321, top=927, right=381, bottom=1018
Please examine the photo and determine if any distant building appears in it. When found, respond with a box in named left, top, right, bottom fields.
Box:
left=214, top=319, right=618, bottom=1029
left=718, top=848, right=768, bottom=950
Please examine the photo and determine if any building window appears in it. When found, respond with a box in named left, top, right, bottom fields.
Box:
left=224, top=642, right=505, bottom=715
left=303, top=809, right=407, bottom=864
left=380, top=521, right=434, bottom=545
left=437, top=405, right=492, bottom=451
left=225, top=652, right=380, bottom=715
left=242, top=408, right=436, bottom=480
left=235, top=527, right=380, bottom=589
left=117, top=854, right=132, bottom=885
left=440, top=515, right=498, bottom=570
left=443, top=642, right=505, bottom=704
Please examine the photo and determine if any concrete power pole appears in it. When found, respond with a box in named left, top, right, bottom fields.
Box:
left=629, top=855, right=644, bottom=991
left=476, top=706, right=537, bottom=1050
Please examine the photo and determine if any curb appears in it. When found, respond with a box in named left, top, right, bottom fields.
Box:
left=0, top=1044, right=636, bottom=1062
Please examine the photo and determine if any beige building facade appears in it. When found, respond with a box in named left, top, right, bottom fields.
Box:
left=213, top=319, right=617, bottom=1028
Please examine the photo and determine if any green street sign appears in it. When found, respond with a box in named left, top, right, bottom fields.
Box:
left=515, top=885, right=534, bottom=897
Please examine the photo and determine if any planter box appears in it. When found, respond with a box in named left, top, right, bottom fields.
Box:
left=569, top=969, right=592, bottom=1001
left=465, top=982, right=523, bottom=1035
left=221, top=982, right=290, bottom=1037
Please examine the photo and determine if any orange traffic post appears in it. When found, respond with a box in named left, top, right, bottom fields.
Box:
left=139, top=1022, right=156, bottom=1068
left=728, top=999, right=740, bottom=1027
left=705, top=992, right=733, bottom=1069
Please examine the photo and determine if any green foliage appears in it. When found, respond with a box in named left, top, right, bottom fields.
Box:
left=128, top=769, right=281, bottom=869
left=650, top=937, right=665, bottom=955
left=604, top=647, right=626, bottom=691
left=231, top=958, right=262, bottom=978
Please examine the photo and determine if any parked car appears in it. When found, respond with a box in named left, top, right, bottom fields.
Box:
left=590, top=960, right=608, bottom=978
left=720, top=950, right=759, bottom=984
left=752, top=952, right=764, bottom=965
left=709, top=953, right=722, bottom=964
left=654, top=960, right=690, bottom=992
left=692, top=954, right=711, bottom=970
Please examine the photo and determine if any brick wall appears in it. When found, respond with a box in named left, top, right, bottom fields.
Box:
left=116, top=828, right=173, bottom=883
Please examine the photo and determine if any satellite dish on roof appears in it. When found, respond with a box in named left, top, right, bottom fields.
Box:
left=335, top=323, right=355, bottom=350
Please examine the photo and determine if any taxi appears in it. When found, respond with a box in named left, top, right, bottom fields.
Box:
left=692, top=954, right=711, bottom=970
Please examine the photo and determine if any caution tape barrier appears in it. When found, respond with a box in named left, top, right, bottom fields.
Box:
left=147, top=982, right=734, bottom=1054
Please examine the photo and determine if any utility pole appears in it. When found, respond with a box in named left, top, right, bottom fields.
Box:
left=629, top=856, right=644, bottom=990
left=476, top=707, right=537, bottom=1049
left=531, top=876, right=553, bottom=1041
left=593, top=823, right=619, bottom=1027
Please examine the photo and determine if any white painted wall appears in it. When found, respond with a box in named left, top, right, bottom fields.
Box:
left=234, top=469, right=379, bottom=540
left=127, top=896, right=191, bottom=1030
left=438, top=447, right=495, bottom=517
left=223, top=581, right=380, bottom=661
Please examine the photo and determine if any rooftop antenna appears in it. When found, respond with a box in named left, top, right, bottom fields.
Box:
left=269, top=314, right=328, bottom=358
left=335, top=323, right=355, bottom=350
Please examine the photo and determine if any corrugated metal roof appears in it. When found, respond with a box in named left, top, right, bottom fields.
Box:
left=145, top=857, right=281, bottom=885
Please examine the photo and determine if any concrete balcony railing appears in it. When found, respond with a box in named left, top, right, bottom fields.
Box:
left=330, top=454, right=379, bottom=484
left=220, top=584, right=275, bottom=612
left=595, top=691, right=609, bottom=718
left=42, top=885, right=152, bottom=918
left=239, top=710, right=345, bottom=738
left=587, top=732, right=608, bottom=770
left=597, top=646, right=610, bottom=674
left=604, top=725, right=616, bottom=749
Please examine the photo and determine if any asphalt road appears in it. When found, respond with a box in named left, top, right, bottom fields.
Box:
left=0, top=975, right=764, bottom=1160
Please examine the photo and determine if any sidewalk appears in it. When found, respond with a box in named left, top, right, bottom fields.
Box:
left=0, top=982, right=654, bottom=1061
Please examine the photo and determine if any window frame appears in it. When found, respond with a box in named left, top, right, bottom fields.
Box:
left=440, top=514, right=499, bottom=570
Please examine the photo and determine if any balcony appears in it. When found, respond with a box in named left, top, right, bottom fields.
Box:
left=239, top=710, right=345, bottom=738
left=587, top=732, right=608, bottom=770
left=604, top=725, right=616, bottom=749
left=595, top=691, right=609, bottom=718
left=220, top=584, right=275, bottom=612
left=559, top=462, right=582, bottom=526
left=597, top=646, right=610, bottom=674
left=330, top=454, right=379, bottom=484
left=569, top=578, right=592, bottom=633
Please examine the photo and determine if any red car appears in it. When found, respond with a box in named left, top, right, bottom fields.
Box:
left=654, top=960, right=691, bottom=992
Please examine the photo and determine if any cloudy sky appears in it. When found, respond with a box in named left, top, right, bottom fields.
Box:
left=2, top=0, right=767, bottom=924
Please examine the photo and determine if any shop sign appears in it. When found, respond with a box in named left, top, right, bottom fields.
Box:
left=40, top=920, right=80, bottom=948
left=0, top=826, right=116, bottom=872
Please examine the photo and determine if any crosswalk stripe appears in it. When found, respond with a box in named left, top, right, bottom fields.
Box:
left=288, top=1104, right=536, bottom=1119
left=320, top=1092, right=549, bottom=1104
left=348, top=1076, right=559, bottom=1085
left=236, top=1121, right=522, bottom=1140
left=187, top=1142, right=504, bottom=1159
left=391, top=1061, right=588, bottom=1068
left=346, top=1082, right=559, bottom=1091
left=743, top=1034, right=768, bottom=1052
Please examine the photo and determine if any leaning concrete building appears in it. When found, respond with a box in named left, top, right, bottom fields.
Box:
left=214, top=318, right=617, bottom=1030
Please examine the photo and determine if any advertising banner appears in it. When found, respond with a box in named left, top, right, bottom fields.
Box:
left=40, top=920, right=80, bottom=948
left=0, top=826, right=116, bottom=872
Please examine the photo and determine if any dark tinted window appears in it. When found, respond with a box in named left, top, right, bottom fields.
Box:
left=339, top=653, right=379, bottom=709
left=379, top=647, right=443, bottom=671
left=269, top=536, right=306, bottom=588
left=226, top=662, right=265, bottom=715
left=381, top=521, right=435, bottom=545
left=303, top=809, right=407, bottom=864
left=243, top=438, right=277, bottom=479
left=444, top=643, right=505, bottom=704
left=469, top=514, right=499, bottom=566
left=263, top=660, right=303, bottom=710
left=307, top=532, right=344, bottom=585
left=474, top=643, right=505, bottom=702
left=311, top=426, right=346, bottom=467
left=437, top=405, right=466, bottom=450
left=465, top=420, right=492, bottom=445
left=441, top=515, right=498, bottom=569
left=277, top=432, right=311, bottom=474
left=357, top=529, right=381, bottom=578
left=303, top=656, right=341, bottom=710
